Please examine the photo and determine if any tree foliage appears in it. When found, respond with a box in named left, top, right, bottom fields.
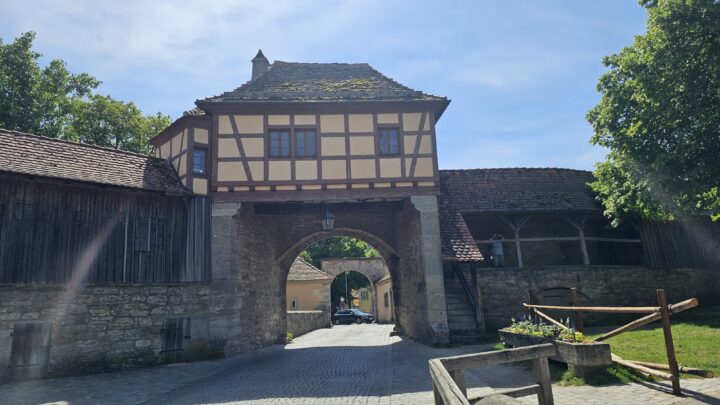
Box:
left=299, top=236, right=380, bottom=269
left=587, top=0, right=720, bottom=224
left=330, top=271, right=371, bottom=311
left=0, top=32, right=170, bottom=154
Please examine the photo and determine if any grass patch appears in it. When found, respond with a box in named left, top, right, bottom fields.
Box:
left=548, top=362, right=650, bottom=386
left=589, top=307, right=720, bottom=378
left=493, top=342, right=507, bottom=351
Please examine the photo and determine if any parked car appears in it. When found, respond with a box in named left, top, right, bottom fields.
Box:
left=333, top=308, right=375, bottom=325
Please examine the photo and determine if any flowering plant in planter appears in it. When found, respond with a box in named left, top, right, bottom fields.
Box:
left=506, top=316, right=586, bottom=343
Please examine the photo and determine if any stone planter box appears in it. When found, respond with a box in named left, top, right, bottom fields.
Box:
left=498, top=329, right=612, bottom=377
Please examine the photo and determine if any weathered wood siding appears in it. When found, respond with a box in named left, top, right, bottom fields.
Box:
left=640, top=218, right=720, bottom=269
left=0, top=175, right=210, bottom=284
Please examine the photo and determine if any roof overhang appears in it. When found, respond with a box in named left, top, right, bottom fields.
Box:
left=149, top=114, right=211, bottom=147
left=195, top=98, right=451, bottom=121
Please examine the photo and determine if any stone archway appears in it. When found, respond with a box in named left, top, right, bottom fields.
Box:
left=209, top=197, right=449, bottom=356
left=278, top=229, right=399, bottom=329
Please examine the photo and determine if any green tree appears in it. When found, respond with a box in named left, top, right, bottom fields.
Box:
left=330, top=271, right=371, bottom=312
left=587, top=0, right=720, bottom=224
left=299, top=236, right=380, bottom=269
left=0, top=32, right=170, bottom=154
left=68, top=95, right=170, bottom=153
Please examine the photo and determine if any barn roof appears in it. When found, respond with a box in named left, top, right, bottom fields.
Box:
left=439, top=168, right=601, bottom=214
left=437, top=168, right=601, bottom=262
left=201, top=61, right=446, bottom=103
left=287, top=257, right=333, bottom=281
left=0, top=129, right=189, bottom=195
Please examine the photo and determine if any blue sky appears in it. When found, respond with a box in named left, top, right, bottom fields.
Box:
left=1, top=1, right=647, bottom=170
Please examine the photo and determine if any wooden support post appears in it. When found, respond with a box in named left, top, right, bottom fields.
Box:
left=499, top=215, right=529, bottom=267
left=527, top=290, right=537, bottom=319
left=470, top=266, right=483, bottom=331
left=532, top=356, right=554, bottom=405
left=450, top=369, right=467, bottom=397
left=657, top=289, right=681, bottom=395
left=565, top=217, right=589, bottom=265
left=570, top=288, right=583, bottom=332
left=433, top=383, right=443, bottom=405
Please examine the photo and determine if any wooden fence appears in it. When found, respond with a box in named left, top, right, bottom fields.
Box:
left=429, top=343, right=556, bottom=405
left=524, top=289, right=711, bottom=395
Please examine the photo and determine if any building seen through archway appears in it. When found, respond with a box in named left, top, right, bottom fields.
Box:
left=285, top=237, right=395, bottom=337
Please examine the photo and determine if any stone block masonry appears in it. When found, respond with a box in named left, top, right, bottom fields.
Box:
left=0, top=283, right=211, bottom=379
left=475, top=265, right=719, bottom=331
left=287, top=310, right=330, bottom=337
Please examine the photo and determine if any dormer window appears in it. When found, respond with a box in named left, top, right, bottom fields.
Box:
left=378, top=128, right=400, bottom=155
left=269, top=130, right=291, bottom=157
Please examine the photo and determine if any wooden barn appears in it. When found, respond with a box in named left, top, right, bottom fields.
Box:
left=0, top=129, right=210, bottom=285
left=0, top=129, right=211, bottom=380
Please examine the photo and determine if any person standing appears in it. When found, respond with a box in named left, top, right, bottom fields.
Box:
left=489, top=234, right=505, bottom=267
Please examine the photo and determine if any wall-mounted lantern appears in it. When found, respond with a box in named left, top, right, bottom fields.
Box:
left=321, top=206, right=335, bottom=231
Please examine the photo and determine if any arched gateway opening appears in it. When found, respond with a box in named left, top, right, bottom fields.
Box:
left=284, top=236, right=397, bottom=336
left=210, top=198, right=449, bottom=355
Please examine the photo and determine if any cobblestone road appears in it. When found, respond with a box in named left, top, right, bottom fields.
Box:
left=2, top=324, right=719, bottom=404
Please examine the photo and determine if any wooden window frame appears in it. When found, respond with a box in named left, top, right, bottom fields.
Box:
left=192, top=147, right=208, bottom=176
left=294, top=129, right=317, bottom=158
left=378, top=127, right=400, bottom=156
left=268, top=129, right=291, bottom=158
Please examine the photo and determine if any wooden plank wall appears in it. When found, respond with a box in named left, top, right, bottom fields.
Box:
left=0, top=176, right=210, bottom=284
left=640, top=218, right=720, bottom=269
left=186, top=196, right=211, bottom=282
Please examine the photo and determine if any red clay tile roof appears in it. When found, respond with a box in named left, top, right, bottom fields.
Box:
left=440, top=210, right=484, bottom=262
left=287, top=257, right=333, bottom=281
left=0, top=129, right=189, bottom=195
left=437, top=168, right=601, bottom=262
left=439, top=168, right=601, bottom=214
left=201, top=61, right=446, bottom=102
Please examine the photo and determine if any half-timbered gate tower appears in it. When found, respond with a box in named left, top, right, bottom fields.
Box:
left=150, top=51, right=452, bottom=349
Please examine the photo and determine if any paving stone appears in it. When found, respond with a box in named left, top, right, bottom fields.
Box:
left=0, top=324, right=718, bottom=404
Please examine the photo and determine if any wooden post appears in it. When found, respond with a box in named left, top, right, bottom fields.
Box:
left=450, top=369, right=467, bottom=397
left=470, top=266, right=483, bottom=331
left=657, top=289, right=681, bottom=395
left=570, top=288, right=584, bottom=332
left=565, top=217, right=589, bottom=265
left=499, top=215, right=529, bottom=267
left=527, top=290, right=537, bottom=319
left=433, top=383, right=443, bottom=405
left=532, top=356, right=554, bottom=405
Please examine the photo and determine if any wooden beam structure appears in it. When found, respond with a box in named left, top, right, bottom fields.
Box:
left=657, top=289, right=681, bottom=395
left=498, top=215, right=529, bottom=267
left=564, top=216, right=589, bottom=265
left=594, top=298, right=698, bottom=341
left=569, top=288, right=584, bottom=332
left=612, top=354, right=674, bottom=380
left=523, top=303, right=660, bottom=314
left=430, top=344, right=556, bottom=405
left=528, top=307, right=571, bottom=331
left=628, top=360, right=714, bottom=378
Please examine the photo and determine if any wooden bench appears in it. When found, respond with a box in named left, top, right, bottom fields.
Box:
left=428, top=343, right=556, bottom=405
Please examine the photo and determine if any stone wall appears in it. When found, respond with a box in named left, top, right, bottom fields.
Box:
left=0, top=283, right=212, bottom=379
left=287, top=311, right=330, bottom=337
left=474, top=265, right=720, bottom=331
left=210, top=197, right=449, bottom=356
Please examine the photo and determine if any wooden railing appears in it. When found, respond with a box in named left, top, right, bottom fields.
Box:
left=523, top=289, right=708, bottom=395
left=429, top=343, right=556, bottom=405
